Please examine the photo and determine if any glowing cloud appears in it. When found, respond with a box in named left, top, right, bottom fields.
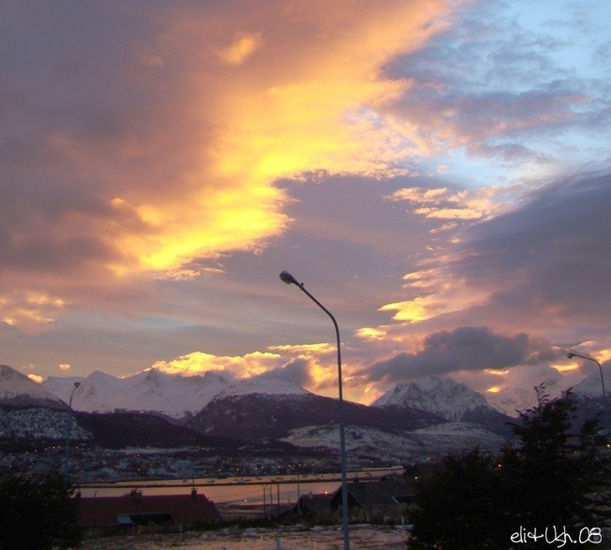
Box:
left=217, top=31, right=263, bottom=66
left=378, top=264, right=491, bottom=324
left=152, top=351, right=284, bottom=378
left=389, top=185, right=504, bottom=222
left=354, top=326, right=389, bottom=342
left=92, top=1, right=454, bottom=277
left=268, top=343, right=335, bottom=355
left=0, top=292, right=66, bottom=332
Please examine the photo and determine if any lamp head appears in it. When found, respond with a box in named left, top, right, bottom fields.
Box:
left=279, top=271, right=298, bottom=285
left=74, top=381, right=81, bottom=389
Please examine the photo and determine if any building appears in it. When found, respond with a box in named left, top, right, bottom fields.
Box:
left=329, top=474, right=415, bottom=510
left=78, top=489, right=218, bottom=529
left=294, top=492, right=333, bottom=516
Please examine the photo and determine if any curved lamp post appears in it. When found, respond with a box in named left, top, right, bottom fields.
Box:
left=64, top=381, right=81, bottom=478
left=568, top=351, right=606, bottom=398
left=279, top=271, right=350, bottom=550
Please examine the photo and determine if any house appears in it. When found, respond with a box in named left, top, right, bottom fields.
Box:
left=77, top=489, right=218, bottom=528
left=294, top=492, right=333, bottom=516
left=329, top=474, right=415, bottom=510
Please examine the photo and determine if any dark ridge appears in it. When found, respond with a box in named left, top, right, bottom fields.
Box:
left=75, top=411, right=223, bottom=449
left=187, top=393, right=443, bottom=441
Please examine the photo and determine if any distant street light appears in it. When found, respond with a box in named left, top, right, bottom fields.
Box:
left=568, top=351, right=606, bottom=398
left=279, top=271, right=350, bottom=550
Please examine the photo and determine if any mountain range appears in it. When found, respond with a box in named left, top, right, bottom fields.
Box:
left=42, top=368, right=234, bottom=418
left=1, top=363, right=608, bottom=460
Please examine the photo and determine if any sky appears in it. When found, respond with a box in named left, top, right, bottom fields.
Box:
left=1, top=0, right=610, bottom=403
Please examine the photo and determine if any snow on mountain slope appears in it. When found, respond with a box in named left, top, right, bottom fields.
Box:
left=70, top=370, right=123, bottom=413
left=281, top=421, right=506, bottom=461
left=0, top=407, right=92, bottom=440
left=113, top=369, right=233, bottom=417
left=42, top=376, right=84, bottom=404
left=373, top=376, right=491, bottom=421
left=0, top=365, right=67, bottom=409
left=42, top=368, right=302, bottom=418
left=43, top=368, right=233, bottom=418
left=281, top=424, right=424, bottom=457
left=212, top=377, right=308, bottom=399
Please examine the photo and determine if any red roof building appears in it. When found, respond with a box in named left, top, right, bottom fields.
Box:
left=78, top=489, right=218, bottom=528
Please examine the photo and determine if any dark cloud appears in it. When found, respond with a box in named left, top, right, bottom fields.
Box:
left=452, top=172, right=611, bottom=325
left=257, top=358, right=313, bottom=387
left=363, top=326, right=559, bottom=382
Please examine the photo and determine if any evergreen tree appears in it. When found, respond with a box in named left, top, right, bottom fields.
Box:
left=502, top=387, right=610, bottom=530
left=0, top=472, right=82, bottom=550
left=409, top=449, right=507, bottom=549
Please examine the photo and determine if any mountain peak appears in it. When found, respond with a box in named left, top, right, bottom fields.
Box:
left=373, top=376, right=490, bottom=421
left=0, top=365, right=67, bottom=409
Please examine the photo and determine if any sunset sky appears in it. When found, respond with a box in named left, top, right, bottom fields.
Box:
left=2, top=0, right=610, bottom=403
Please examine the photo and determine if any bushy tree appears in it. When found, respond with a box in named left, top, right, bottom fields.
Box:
left=409, top=388, right=610, bottom=549
left=0, top=472, right=81, bottom=549
left=409, top=449, right=507, bottom=549
left=502, top=388, right=610, bottom=530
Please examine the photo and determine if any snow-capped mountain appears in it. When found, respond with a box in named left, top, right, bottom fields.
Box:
left=114, top=369, right=233, bottom=418
left=71, top=370, right=123, bottom=412
left=213, top=377, right=308, bottom=399
left=0, top=365, right=67, bottom=409
left=373, top=376, right=492, bottom=421
left=41, top=375, right=85, bottom=404
left=188, top=378, right=440, bottom=441
left=42, top=368, right=233, bottom=418
left=484, top=364, right=590, bottom=416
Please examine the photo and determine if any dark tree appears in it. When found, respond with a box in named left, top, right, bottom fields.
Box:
left=408, top=388, right=610, bottom=549
left=0, top=472, right=81, bottom=550
left=501, top=387, right=610, bottom=530
left=409, top=449, right=507, bottom=549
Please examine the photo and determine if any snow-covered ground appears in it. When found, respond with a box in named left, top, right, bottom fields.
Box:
left=80, top=524, right=410, bottom=549
left=0, top=407, right=91, bottom=440
left=281, top=422, right=505, bottom=461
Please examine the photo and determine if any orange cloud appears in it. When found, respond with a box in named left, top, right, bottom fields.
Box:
left=0, top=1, right=456, bottom=335
left=217, top=31, right=263, bottom=66
left=268, top=343, right=335, bottom=355
left=149, top=341, right=369, bottom=400
left=102, top=1, right=453, bottom=276
left=0, top=292, right=66, bottom=332
left=151, top=351, right=284, bottom=378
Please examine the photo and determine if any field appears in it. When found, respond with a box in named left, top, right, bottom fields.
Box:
left=80, top=524, right=409, bottom=549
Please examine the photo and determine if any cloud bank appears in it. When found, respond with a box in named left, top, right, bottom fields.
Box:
left=364, top=326, right=560, bottom=383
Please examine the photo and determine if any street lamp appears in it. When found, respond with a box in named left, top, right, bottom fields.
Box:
left=279, top=270, right=350, bottom=550
left=568, top=351, right=606, bottom=398
left=64, top=381, right=81, bottom=478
